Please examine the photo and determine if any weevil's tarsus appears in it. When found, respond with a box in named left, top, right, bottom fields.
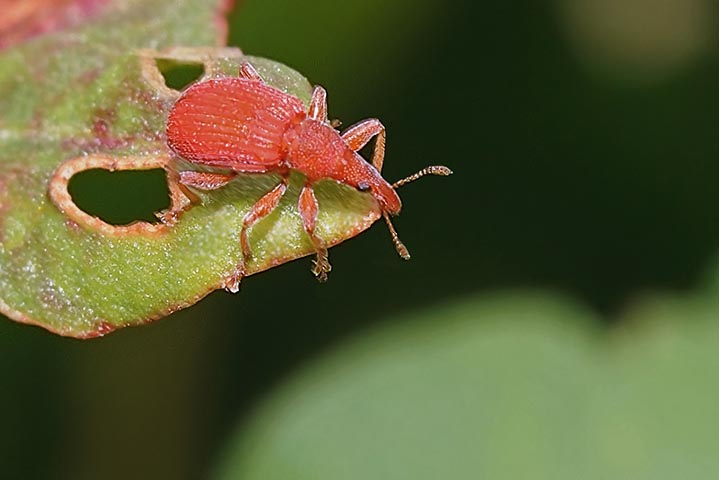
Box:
left=311, top=250, right=331, bottom=281
left=239, top=62, right=262, bottom=81
left=157, top=181, right=200, bottom=226
left=223, top=265, right=244, bottom=294
left=308, top=86, right=328, bottom=122
left=392, top=165, right=453, bottom=189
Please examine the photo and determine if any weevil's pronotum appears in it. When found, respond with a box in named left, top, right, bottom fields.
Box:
left=166, top=62, right=451, bottom=292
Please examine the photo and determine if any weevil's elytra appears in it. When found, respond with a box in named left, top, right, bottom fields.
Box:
left=166, top=62, right=451, bottom=292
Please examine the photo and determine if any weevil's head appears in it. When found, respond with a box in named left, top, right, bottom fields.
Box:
left=335, top=148, right=452, bottom=261
left=340, top=151, right=401, bottom=215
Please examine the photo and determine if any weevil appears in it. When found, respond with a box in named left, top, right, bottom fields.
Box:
left=166, top=62, right=451, bottom=292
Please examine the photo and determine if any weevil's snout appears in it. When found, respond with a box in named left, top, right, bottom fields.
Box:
left=370, top=178, right=402, bottom=216
left=354, top=177, right=401, bottom=215
left=343, top=155, right=402, bottom=215
left=340, top=153, right=408, bottom=258
left=349, top=165, right=408, bottom=258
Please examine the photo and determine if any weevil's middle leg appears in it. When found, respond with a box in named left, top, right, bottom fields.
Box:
left=222, top=174, right=291, bottom=293
left=341, top=118, right=386, bottom=172
left=240, top=175, right=289, bottom=259
left=298, top=183, right=331, bottom=281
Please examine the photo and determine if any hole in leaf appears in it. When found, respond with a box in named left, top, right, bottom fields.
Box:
left=68, top=169, right=170, bottom=225
left=155, top=59, right=205, bottom=90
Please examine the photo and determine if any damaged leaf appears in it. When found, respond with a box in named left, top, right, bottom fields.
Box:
left=0, top=0, right=381, bottom=338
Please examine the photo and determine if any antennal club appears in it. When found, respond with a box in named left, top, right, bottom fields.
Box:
left=392, top=165, right=452, bottom=189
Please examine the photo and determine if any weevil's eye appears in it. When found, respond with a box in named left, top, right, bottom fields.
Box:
left=356, top=181, right=371, bottom=192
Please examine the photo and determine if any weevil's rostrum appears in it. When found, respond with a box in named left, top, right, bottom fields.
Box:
left=166, top=62, right=451, bottom=292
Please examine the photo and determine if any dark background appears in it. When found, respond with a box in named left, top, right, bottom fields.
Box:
left=2, top=0, right=718, bottom=478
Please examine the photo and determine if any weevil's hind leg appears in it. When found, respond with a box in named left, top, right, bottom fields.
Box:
left=156, top=171, right=237, bottom=225
left=298, top=183, right=331, bottom=281
left=308, top=86, right=328, bottom=122
left=239, top=62, right=263, bottom=82
left=179, top=171, right=237, bottom=190
left=341, top=118, right=386, bottom=172
left=223, top=174, right=290, bottom=293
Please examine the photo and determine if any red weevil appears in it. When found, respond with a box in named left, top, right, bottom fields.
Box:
left=166, top=62, right=451, bottom=292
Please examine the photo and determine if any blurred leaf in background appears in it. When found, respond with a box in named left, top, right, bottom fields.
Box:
left=557, top=0, right=715, bottom=83
left=215, top=274, right=719, bottom=479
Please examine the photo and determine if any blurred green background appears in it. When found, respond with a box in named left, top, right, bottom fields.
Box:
left=2, top=0, right=719, bottom=478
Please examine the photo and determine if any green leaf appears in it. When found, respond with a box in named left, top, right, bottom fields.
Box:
left=213, top=289, right=719, bottom=480
left=0, top=1, right=381, bottom=338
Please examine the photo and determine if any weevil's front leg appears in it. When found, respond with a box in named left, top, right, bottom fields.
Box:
left=223, top=174, right=290, bottom=293
left=298, top=183, right=331, bottom=281
left=340, top=118, right=386, bottom=172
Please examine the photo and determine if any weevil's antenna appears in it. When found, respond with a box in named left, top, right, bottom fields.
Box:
left=392, top=165, right=452, bottom=189
left=382, top=211, right=411, bottom=260
left=384, top=165, right=452, bottom=260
